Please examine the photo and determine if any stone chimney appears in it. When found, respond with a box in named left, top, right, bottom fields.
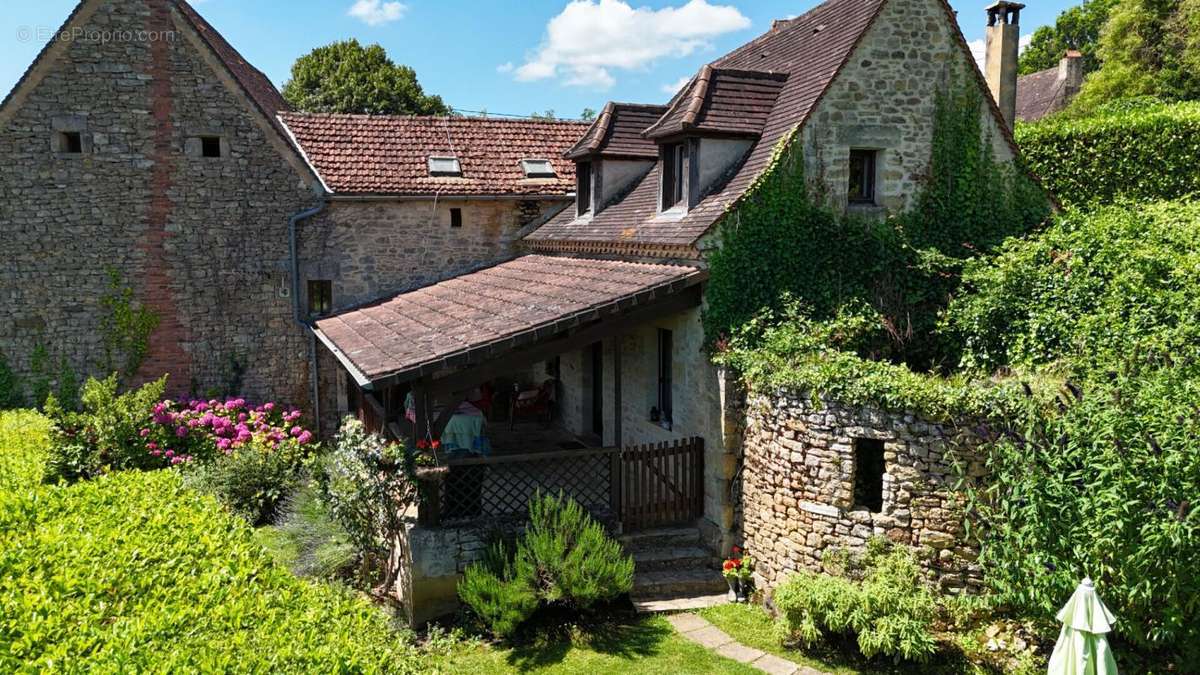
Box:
left=985, top=1, right=1024, bottom=126
left=1059, top=49, right=1084, bottom=98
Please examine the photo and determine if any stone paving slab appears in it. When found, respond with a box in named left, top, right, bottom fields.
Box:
left=687, top=624, right=736, bottom=648
left=716, top=641, right=766, bottom=663
left=665, top=612, right=831, bottom=675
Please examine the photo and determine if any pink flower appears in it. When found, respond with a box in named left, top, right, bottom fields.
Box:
left=237, top=413, right=247, bottom=422
left=217, top=438, right=233, bottom=452
left=290, top=426, right=303, bottom=437
left=171, top=456, right=184, bottom=465
left=165, top=449, right=175, bottom=458
left=297, top=431, right=314, bottom=445
left=263, top=402, right=275, bottom=412
left=147, top=441, right=159, bottom=450
left=150, top=449, right=162, bottom=457
left=175, top=426, right=188, bottom=438
left=139, top=428, right=150, bottom=437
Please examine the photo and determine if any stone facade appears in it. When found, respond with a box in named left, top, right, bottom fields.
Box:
left=0, top=0, right=320, bottom=404
left=802, top=0, right=1015, bottom=215
left=298, top=198, right=561, bottom=312
left=739, top=393, right=986, bottom=594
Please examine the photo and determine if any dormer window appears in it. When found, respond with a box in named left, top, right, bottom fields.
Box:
left=576, top=161, right=592, bottom=217
left=521, top=159, right=556, bottom=179
left=661, top=142, right=686, bottom=210
left=428, top=156, right=462, bottom=177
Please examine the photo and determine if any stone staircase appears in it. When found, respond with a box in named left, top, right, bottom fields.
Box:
left=622, top=525, right=728, bottom=612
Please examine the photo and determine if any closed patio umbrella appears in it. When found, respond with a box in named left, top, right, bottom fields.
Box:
left=1047, top=577, right=1119, bottom=675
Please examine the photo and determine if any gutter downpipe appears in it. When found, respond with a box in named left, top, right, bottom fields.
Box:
left=289, top=202, right=328, bottom=436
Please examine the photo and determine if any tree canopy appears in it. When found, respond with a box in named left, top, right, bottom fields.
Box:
left=1066, top=0, right=1200, bottom=114
left=1018, top=0, right=1117, bottom=76
left=282, top=40, right=449, bottom=116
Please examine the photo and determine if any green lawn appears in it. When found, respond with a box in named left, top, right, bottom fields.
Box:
left=432, top=615, right=755, bottom=674
left=700, top=604, right=866, bottom=675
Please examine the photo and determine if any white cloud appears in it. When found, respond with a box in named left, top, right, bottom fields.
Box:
left=661, top=75, right=692, bottom=95
left=496, top=62, right=515, bottom=74
left=968, top=33, right=1034, bottom=71
left=348, top=0, right=408, bottom=26
left=511, top=0, right=751, bottom=90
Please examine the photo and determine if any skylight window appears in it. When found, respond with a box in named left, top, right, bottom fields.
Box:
left=520, top=159, right=556, bottom=179
left=428, top=156, right=462, bottom=177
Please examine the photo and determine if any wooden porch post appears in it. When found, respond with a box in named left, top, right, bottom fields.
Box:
left=612, top=335, right=622, bottom=448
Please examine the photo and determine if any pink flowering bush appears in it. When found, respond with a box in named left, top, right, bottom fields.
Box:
left=141, top=397, right=314, bottom=469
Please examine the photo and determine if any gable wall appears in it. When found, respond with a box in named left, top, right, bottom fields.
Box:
left=802, top=0, right=1014, bottom=214
left=0, top=0, right=319, bottom=404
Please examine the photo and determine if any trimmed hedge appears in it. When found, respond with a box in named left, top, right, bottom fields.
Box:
left=1016, top=100, right=1200, bottom=208
left=0, top=410, right=418, bottom=673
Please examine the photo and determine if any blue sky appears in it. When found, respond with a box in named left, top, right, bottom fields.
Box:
left=3, top=0, right=1077, bottom=120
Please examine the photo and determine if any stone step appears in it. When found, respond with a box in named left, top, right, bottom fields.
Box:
left=619, top=525, right=701, bottom=551
left=633, top=593, right=729, bottom=613
left=633, top=567, right=727, bottom=598
left=632, top=545, right=714, bottom=572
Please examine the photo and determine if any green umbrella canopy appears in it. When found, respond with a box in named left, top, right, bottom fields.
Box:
left=1048, top=577, right=1119, bottom=675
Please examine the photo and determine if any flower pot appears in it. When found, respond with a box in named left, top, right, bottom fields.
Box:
left=736, top=578, right=752, bottom=603
left=725, top=577, right=739, bottom=602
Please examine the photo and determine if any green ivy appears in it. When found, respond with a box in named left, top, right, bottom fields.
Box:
left=0, top=352, right=22, bottom=410
left=28, top=344, right=52, bottom=410
left=707, top=74, right=1049, bottom=378
left=98, top=267, right=159, bottom=382
left=1016, top=98, right=1200, bottom=208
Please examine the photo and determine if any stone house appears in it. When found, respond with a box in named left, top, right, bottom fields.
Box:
left=2, top=0, right=1036, bottom=624
left=0, top=0, right=584, bottom=428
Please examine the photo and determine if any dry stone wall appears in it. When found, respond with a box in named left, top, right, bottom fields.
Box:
left=740, top=392, right=987, bottom=594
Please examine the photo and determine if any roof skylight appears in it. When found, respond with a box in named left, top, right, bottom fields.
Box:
left=428, top=156, right=462, bottom=177
left=520, top=158, right=556, bottom=179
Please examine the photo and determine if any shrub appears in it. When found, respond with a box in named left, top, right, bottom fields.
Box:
left=773, top=542, right=937, bottom=662
left=457, top=542, right=540, bottom=638
left=316, top=417, right=419, bottom=587
left=43, top=374, right=167, bottom=482
left=458, top=492, right=634, bottom=638
left=142, top=396, right=315, bottom=468
left=0, top=412, right=420, bottom=673
left=1016, top=99, right=1200, bottom=208
left=183, top=436, right=308, bottom=525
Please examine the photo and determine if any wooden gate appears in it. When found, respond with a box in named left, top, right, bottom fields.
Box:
left=620, top=437, right=704, bottom=530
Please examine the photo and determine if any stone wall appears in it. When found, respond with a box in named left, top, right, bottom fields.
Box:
left=298, top=198, right=567, bottom=311
left=0, top=0, right=319, bottom=404
left=740, top=393, right=986, bottom=594
left=803, top=0, right=1015, bottom=215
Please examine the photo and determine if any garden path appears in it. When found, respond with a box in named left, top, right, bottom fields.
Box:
left=666, top=614, right=832, bottom=675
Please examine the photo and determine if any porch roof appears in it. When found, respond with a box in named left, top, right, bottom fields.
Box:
left=313, top=254, right=706, bottom=387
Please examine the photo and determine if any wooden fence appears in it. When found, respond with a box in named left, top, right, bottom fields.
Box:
left=421, top=437, right=704, bottom=531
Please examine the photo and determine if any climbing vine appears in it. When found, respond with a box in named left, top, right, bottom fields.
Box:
left=706, top=73, right=1049, bottom=373
left=98, top=267, right=160, bottom=382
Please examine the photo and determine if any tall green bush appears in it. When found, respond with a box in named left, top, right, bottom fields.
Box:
left=184, top=436, right=309, bottom=526
left=458, top=493, right=634, bottom=638
left=0, top=352, right=21, bottom=410
left=943, top=199, right=1200, bottom=659
left=1016, top=99, right=1200, bottom=208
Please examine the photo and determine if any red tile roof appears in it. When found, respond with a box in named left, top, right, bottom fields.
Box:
left=314, top=255, right=705, bottom=383
left=643, top=67, right=788, bottom=140
left=565, top=102, right=668, bottom=160
left=280, top=113, right=589, bottom=196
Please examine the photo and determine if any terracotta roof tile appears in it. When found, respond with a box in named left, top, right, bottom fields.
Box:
left=314, top=255, right=705, bottom=382
left=565, top=102, right=669, bottom=160
left=280, top=113, right=588, bottom=196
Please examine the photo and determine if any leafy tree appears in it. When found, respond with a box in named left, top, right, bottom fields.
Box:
left=1068, top=0, right=1200, bottom=114
left=282, top=40, right=449, bottom=116
left=529, top=109, right=557, bottom=120
left=580, top=107, right=597, bottom=121
left=1018, top=0, right=1118, bottom=76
